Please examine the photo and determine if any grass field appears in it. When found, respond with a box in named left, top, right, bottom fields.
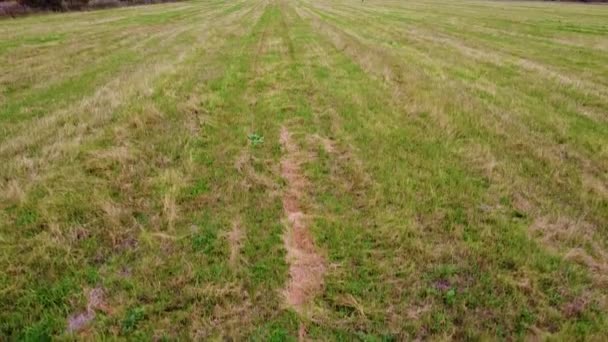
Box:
left=1, top=0, right=608, bottom=339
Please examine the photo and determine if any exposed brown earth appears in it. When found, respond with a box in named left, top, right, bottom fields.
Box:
left=279, top=126, right=326, bottom=311
left=66, top=287, right=107, bottom=333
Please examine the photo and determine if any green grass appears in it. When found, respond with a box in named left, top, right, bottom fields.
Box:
left=1, top=0, right=608, bottom=339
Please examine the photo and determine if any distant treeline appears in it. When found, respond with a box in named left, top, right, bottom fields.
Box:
left=1, top=0, right=605, bottom=18
left=546, top=0, right=608, bottom=2
left=0, top=0, right=179, bottom=16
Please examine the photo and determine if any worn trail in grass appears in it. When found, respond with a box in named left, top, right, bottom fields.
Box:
left=1, top=0, right=608, bottom=339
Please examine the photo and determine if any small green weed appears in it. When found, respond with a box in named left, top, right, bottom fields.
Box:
left=122, top=307, right=145, bottom=333
left=248, top=133, right=264, bottom=146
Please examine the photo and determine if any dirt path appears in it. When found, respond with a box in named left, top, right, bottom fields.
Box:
left=279, top=126, right=326, bottom=312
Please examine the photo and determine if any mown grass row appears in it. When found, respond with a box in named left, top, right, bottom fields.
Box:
left=278, top=2, right=605, bottom=338
left=1, top=0, right=297, bottom=338
left=1, top=0, right=607, bottom=339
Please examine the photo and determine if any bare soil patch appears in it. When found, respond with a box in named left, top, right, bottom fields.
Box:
left=66, top=287, right=108, bottom=333
left=279, top=127, right=326, bottom=311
